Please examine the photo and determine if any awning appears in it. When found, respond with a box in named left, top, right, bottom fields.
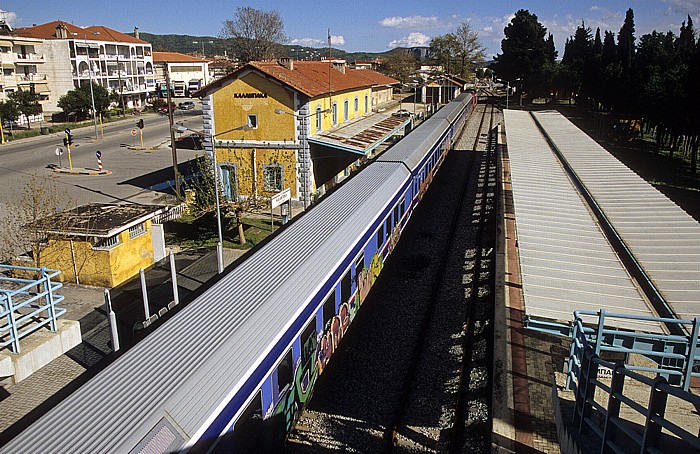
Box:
left=32, top=83, right=50, bottom=93
left=9, top=40, right=40, bottom=46
left=1, top=61, right=15, bottom=68
left=0, top=40, right=13, bottom=47
left=309, top=112, right=411, bottom=155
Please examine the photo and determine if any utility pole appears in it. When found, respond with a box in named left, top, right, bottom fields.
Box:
left=165, top=64, right=181, bottom=198
left=117, top=55, right=126, bottom=116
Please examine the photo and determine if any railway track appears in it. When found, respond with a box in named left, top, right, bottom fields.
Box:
left=287, top=99, right=500, bottom=453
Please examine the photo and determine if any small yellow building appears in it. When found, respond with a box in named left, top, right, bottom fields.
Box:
left=31, top=203, right=165, bottom=288
left=194, top=59, right=399, bottom=206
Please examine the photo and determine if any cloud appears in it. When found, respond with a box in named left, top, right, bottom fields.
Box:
left=388, top=32, right=432, bottom=48
left=661, top=0, right=700, bottom=15
left=289, top=35, right=345, bottom=47
left=290, top=38, right=325, bottom=47
left=0, top=10, right=17, bottom=27
left=380, top=15, right=441, bottom=29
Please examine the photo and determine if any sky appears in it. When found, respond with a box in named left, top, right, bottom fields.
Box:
left=2, top=1, right=699, bottom=59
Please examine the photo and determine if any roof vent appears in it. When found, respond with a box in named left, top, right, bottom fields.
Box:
left=332, top=61, right=346, bottom=74
left=55, top=23, right=69, bottom=39
left=279, top=57, right=293, bottom=70
left=134, top=26, right=139, bottom=40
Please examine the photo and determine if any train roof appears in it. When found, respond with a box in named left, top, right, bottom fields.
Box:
left=377, top=93, right=473, bottom=172
left=1, top=163, right=411, bottom=453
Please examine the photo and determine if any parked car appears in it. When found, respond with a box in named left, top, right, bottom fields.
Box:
left=178, top=101, right=195, bottom=110
left=392, top=109, right=412, bottom=118
left=174, top=132, right=204, bottom=150
left=157, top=103, right=176, bottom=115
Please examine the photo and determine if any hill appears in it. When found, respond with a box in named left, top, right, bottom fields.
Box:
left=133, top=32, right=424, bottom=62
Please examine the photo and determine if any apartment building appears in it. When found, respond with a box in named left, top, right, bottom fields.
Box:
left=14, top=21, right=154, bottom=113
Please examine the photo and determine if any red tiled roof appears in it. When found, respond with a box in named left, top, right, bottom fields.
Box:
left=197, top=60, right=398, bottom=98
left=15, top=21, right=149, bottom=45
left=153, top=51, right=209, bottom=63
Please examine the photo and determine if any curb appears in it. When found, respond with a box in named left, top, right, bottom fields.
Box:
left=52, top=167, right=112, bottom=176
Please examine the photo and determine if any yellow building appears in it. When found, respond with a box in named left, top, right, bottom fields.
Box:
left=29, top=204, right=165, bottom=288
left=194, top=59, right=400, bottom=207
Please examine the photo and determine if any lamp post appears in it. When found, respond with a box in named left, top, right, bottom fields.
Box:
left=172, top=123, right=249, bottom=274
left=193, top=40, right=213, bottom=56
left=274, top=107, right=330, bottom=209
left=497, top=78, right=520, bottom=110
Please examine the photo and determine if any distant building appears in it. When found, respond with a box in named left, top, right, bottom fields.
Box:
left=14, top=21, right=154, bottom=112
left=152, top=51, right=210, bottom=97
left=194, top=59, right=401, bottom=205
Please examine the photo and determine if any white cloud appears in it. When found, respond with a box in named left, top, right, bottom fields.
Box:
left=388, top=32, right=432, bottom=48
left=483, top=26, right=494, bottom=34
left=290, top=38, right=325, bottom=47
left=380, top=15, right=441, bottom=29
left=0, top=10, right=17, bottom=27
left=331, top=35, right=345, bottom=46
left=661, top=0, right=700, bottom=15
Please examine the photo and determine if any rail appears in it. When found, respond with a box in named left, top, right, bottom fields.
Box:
left=566, top=309, right=700, bottom=392
left=0, top=264, right=65, bottom=354
left=572, top=345, right=700, bottom=453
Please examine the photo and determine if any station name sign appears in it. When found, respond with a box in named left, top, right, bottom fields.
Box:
left=234, top=92, right=268, bottom=99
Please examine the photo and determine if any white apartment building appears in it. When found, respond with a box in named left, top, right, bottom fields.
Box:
left=152, top=52, right=210, bottom=97
left=15, top=21, right=154, bottom=113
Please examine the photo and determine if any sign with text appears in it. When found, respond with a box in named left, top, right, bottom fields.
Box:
left=271, top=188, right=291, bottom=209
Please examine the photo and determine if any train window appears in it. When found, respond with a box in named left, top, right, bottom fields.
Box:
left=277, top=349, right=293, bottom=394
left=300, top=318, right=317, bottom=365
left=232, top=391, right=263, bottom=452
left=393, top=205, right=399, bottom=225
left=341, top=271, right=351, bottom=304
left=400, top=198, right=406, bottom=218
left=385, top=217, right=391, bottom=239
left=355, top=253, right=365, bottom=281
left=377, top=224, right=384, bottom=249
left=323, top=292, right=335, bottom=329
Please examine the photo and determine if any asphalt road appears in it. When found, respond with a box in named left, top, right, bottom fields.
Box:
left=0, top=104, right=204, bottom=211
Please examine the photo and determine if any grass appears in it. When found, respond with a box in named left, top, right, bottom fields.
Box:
left=164, top=211, right=282, bottom=251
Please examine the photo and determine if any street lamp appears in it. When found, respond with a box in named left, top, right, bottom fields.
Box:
left=274, top=107, right=330, bottom=209
left=193, top=40, right=213, bottom=56
left=171, top=122, right=250, bottom=273
left=497, top=78, right=520, bottom=110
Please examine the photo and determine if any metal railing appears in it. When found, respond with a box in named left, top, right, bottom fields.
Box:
left=0, top=264, right=65, bottom=354
left=567, top=309, right=700, bottom=391
left=572, top=346, right=700, bottom=453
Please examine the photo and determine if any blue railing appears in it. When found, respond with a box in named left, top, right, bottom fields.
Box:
left=0, top=264, right=65, bottom=354
left=567, top=309, right=700, bottom=391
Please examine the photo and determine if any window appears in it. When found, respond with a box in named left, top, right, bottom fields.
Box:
left=300, top=318, right=317, bottom=365
left=385, top=217, right=392, bottom=239
left=93, top=234, right=121, bottom=250
left=343, top=99, right=348, bottom=121
left=220, top=164, right=239, bottom=202
left=365, top=94, right=369, bottom=113
left=316, top=105, right=322, bottom=131
left=129, top=222, right=146, bottom=239
left=377, top=224, right=384, bottom=249
left=340, top=270, right=351, bottom=304
left=355, top=253, right=365, bottom=283
left=323, top=292, right=336, bottom=329
left=232, top=391, right=264, bottom=451
left=394, top=205, right=399, bottom=226
left=354, top=96, right=358, bottom=112
left=277, top=349, right=293, bottom=394
left=247, top=114, right=258, bottom=129
left=332, top=102, right=338, bottom=125
left=400, top=198, right=406, bottom=218
left=263, top=164, right=283, bottom=192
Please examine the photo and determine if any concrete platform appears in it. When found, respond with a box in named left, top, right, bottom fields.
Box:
left=0, top=319, right=81, bottom=384
left=52, top=167, right=111, bottom=176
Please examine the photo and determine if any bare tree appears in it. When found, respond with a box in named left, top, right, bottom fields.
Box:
left=221, top=6, right=287, bottom=63
left=431, top=21, right=485, bottom=79
left=0, top=173, right=73, bottom=273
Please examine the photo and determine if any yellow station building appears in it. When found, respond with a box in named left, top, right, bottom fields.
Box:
left=194, top=59, right=401, bottom=206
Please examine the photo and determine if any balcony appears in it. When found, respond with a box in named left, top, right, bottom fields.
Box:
left=18, top=73, right=47, bottom=82
left=15, top=53, right=45, bottom=64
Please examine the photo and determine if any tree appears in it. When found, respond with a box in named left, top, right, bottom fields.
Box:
left=430, top=21, right=485, bottom=79
left=221, top=6, right=286, bottom=63
left=57, top=82, right=111, bottom=117
left=0, top=99, right=19, bottom=126
left=492, top=10, right=554, bottom=97
left=0, top=173, right=74, bottom=271
left=618, top=8, right=636, bottom=70
left=385, top=50, right=417, bottom=84
left=9, top=89, right=42, bottom=130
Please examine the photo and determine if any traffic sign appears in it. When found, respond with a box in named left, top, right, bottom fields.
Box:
left=95, top=150, right=102, bottom=158
left=55, top=147, right=64, bottom=156
left=131, top=129, right=137, bottom=136
left=64, top=128, right=70, bottom=134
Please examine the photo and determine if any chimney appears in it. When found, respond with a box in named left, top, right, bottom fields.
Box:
left=134, top=27, right=139, bottom=40
left=332, top=61, right=346, bottom=74
left=279, top=57, right=294, bottom=70
left=55, top=23, right=68, bottom=39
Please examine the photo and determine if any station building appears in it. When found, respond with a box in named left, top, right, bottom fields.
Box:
left=194, top=59, right=404, bottom=207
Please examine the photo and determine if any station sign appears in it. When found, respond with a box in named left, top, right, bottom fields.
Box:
left=271, top=188, right=291, bottom=209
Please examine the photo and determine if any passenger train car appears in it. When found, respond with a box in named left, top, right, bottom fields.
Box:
left=0, top=92, right=476, bottom=453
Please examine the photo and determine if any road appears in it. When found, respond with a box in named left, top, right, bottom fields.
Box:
left=0, top=105, right=204, bottom=212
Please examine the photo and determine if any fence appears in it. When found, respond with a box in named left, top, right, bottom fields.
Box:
left=0, top=264, right=65, bottom=354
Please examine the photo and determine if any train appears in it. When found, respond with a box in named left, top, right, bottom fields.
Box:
left=0, top=92, right=477, bottom=453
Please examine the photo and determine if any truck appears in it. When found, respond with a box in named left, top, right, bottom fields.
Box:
left=188, top=79, right=202, bottom=95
